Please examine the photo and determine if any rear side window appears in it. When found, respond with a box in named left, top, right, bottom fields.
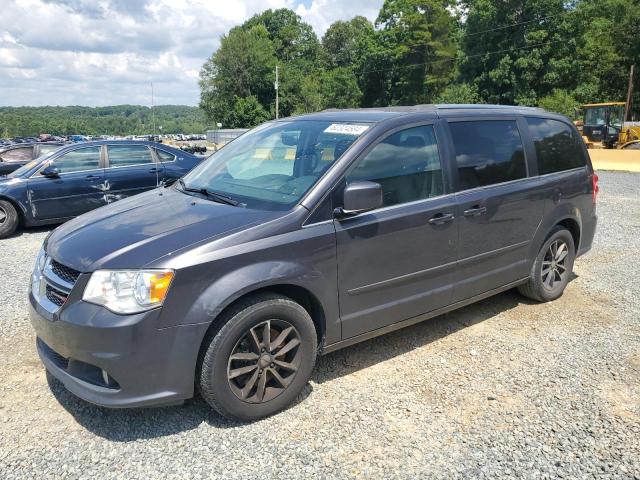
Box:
left=347, top=125, right=443, bottom=207
left=526, top=118, right=587, bottom=174
left=107, top=145, right=154, bottom=168
left=450, top=120, right=526, bottom=190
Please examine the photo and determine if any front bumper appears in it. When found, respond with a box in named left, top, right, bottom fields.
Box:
left=29, top=288, right=209, bottom=408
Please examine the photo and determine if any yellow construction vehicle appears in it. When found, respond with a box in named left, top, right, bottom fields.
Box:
left=579, top=102, right=640, bottom=149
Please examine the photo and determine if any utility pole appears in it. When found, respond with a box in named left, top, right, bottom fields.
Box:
left=151, top=82, right=156, bottom=139
left=275, top=65, right=279, bottom=120
left=625, top=65, right=634, bottom=121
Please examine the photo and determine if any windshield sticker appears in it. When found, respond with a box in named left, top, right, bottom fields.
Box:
left=323, top=124, right=370, bottom=136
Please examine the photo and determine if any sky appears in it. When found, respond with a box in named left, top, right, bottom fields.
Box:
left=0, top=0, right=383, bottom=107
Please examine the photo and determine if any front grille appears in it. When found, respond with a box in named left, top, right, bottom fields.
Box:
left=45, top=284, right=68, bottom=307
left=50, top=260, right=80, bottom=284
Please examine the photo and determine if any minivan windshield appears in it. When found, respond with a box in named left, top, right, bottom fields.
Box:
left=180, top=120, right=370, bottom=210
left=7, top=150, right=57, bottom=178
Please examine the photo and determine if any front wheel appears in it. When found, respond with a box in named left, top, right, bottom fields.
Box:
left=198, top=293, right=317, bottom=421
left=0, top=200, right=19, bottom=239
left=518, top=227, right=575, bottom=302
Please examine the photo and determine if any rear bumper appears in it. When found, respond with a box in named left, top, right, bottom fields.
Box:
left=578, top=214, right=597, bottom=257
left=29, top=291, right=209, bottom=408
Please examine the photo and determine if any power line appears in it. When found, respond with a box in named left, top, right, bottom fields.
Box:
left=358, top=39, right=566, bottom=76
left=464, top=11, right=568, bottom=38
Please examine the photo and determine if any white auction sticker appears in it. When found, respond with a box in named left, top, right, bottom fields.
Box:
left=323, top=124, right=370, bottom=135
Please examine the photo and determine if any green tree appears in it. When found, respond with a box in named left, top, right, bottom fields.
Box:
left=458, top=0, right=578, bottom=106
left=538, top=89, right=579, bottom=118
left=0, top=105, right=208, bottom=137
left=321, top=67, right=363, bottom=109
left=375, top=0, right=458, bottom=105
left=199, top=24, right=276, bottom=126
left=435, top=82, right=481, bottom=103
left=230, top=96, right=270, bottom=127
left=243, top=9, right=321, bottom=67
left=572, top=0, right=640, bottom=107
left=322, top=16, right=375, bottom=69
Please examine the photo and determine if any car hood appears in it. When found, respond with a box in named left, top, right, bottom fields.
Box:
left=45, top=188, right=283, bottom=271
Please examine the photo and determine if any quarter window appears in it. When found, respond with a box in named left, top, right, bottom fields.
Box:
left=155, top=149, right=176, bottom=162
left=53, top=147, right=101, bottom=173
left=107, top=145, right=154, bottom=168
left=347, top=125, right=443, bottom=207
left=526, top=118, right=587, bottom=174
left=450, top=120, right=526, bottom=190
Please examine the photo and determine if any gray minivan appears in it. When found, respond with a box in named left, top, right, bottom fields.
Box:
left=29, top=105, right=598, bottom=421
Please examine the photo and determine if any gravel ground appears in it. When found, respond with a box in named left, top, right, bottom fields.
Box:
left=1, top=171, right=639, bottom=479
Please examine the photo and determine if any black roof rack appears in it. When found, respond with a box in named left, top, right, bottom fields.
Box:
left=322, top=104, right=544, bottom=114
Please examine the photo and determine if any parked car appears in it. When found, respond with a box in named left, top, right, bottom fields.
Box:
left=180, top=143, right=207, bottom=154
left=28, top=105, right=597, bottom=421
left=0, top=140, right=202, bottom=238
left=0, top=142, right=65, bottom=175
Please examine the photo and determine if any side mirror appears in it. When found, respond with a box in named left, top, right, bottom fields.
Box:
left=335, top=181, right=383, bottom=218
left=41, top=163, right=60, bottom=178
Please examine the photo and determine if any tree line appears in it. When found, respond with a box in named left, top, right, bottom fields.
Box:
left=0, top=105, right=208, bottom=138
left=199, top=0, right=640, bottom=127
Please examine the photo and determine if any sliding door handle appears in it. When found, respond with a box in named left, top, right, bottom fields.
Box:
left=428, top=213, right=455, bottom=225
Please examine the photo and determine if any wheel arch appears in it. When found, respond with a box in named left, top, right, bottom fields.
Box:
left=529, top=205, right=583, bottom=265
left=555, top=217, right=580, bottom=251
left=195, top=281, right=328, bottom=354
left=0, top=194, right=27, bottom=227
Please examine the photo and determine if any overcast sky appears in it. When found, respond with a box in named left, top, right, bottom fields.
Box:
left=0, top=0, right=383, bottom=107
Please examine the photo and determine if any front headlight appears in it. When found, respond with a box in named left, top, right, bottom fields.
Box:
left=31, top=246, right=47, bottom=299
left=83, top=270, right=174, bottom=314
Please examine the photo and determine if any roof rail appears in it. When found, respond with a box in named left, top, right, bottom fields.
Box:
left=434, top=104, right=544, bottom=111
left=322, top=104, right=545, bottom=113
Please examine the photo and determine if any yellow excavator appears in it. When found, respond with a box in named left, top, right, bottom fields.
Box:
left=578, top=102, right=640, bottom=149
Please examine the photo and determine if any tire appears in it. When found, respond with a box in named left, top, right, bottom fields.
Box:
left=518, top=226, right=575, bottom=302
left=0, top=200, right=19, bottom=239
left=198, top=293, right=317, bottom=422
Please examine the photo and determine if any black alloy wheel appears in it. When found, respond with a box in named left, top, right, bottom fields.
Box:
left=198, top=293, right=317, bottom=421
left=541, top=239, right=570, bottom=291
left=227, top=319, right=302, bottom=404
left=518, top=226, right=575, bottom=302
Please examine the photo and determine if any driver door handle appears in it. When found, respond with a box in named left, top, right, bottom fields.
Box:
left=463, top=206, right=487, bottom=217
left=85, top=174, right=101, bottom=181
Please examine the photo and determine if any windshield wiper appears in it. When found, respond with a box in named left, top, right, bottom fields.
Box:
left=177, top=179, right=240, bottom=206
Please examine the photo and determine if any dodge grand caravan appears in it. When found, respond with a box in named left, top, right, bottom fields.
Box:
left=29, top=105, right=598, bottom=421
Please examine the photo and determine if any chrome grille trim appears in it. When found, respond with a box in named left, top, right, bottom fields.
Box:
left=34, top=257, right=80, bottom=314
left=43, top=259, right=75, bottom=293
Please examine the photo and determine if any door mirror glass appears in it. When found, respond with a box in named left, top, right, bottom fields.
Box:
left=41, top=163, right=60, bottom=178
left=338, top=181, right=383, bottom=217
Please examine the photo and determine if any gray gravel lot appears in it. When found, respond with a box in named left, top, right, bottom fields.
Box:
left=1, top=171, right=639, bottom=479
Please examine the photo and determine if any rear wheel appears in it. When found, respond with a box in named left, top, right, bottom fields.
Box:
left=518, top=227, right=575, bottom=302
left=0, top=200, right=19, bottom=239
left=198, top=293, right=317, bottom=421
